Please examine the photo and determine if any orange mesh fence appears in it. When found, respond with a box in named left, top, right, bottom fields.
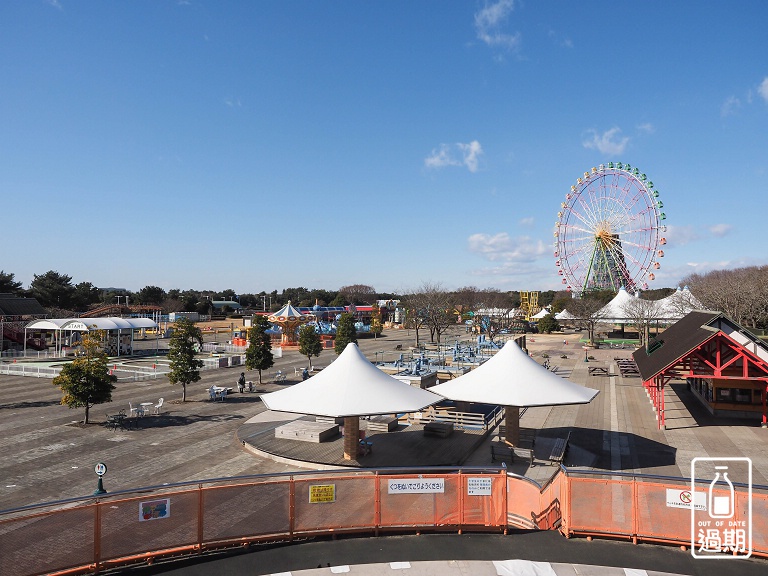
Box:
left=635, top=479, right=689, bottom=543
left=750, top=489, right=768, bottom=555
left=99, top=489, right=200, bottom=564
left=293, top=475, right=376, bottom=533
left=378, top=473, right=461, bottom=528
left=459, top=472, right=506, bottom=529
left=203, top=480, right=291, bottom=542
left=506, top=476, right=542, bottom=529
left=567, top=477, right=633, bottom=536
left=0, top=505, right=96, bottom=576
left=536, top=473, right=562, bottom=531
left=9, top=468, right=768, bottom=575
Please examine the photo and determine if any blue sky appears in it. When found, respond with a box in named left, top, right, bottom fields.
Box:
left=2, top=1, right=767, bottom=295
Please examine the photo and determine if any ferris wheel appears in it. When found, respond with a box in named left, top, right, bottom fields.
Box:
left=554, top=162, right=666, bottom=295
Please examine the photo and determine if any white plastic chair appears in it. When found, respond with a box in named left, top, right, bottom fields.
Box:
left=153, top=398, right=164, bottom=415
left=128, top=402, right=138, bottom=417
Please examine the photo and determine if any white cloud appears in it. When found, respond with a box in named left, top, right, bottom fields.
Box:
left=474, top=0, right=521, bottom=50
left=636, top=123, right=655, bottom=134
left=424, top=144, right=461, bottom=170
left=425, top=141, right=483, bottom=172
left=721, top=95, right=741, bottom=117
left=582, top=127, right=629, bottom=156
left=708, top=223, right=732, bottom=237
left=457, top=140, right=483, bottom=172
left=467, top=232, right=546, bottom=262
left=662, top=223, right=732, bottom=246
left=663, top=225, right=699, bottom=246
left=519, top=216, right=534, bottom=226
left=46, top=0, right=63, bottom=9
left=759, top=77, right=768, bottom=103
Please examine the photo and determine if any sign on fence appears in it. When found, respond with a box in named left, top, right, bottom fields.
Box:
left=666, top=488, right=705, bottom=510
left=467, top=477, right=492, bottom=496
left=309, top=484, right=336, bottom=503
left=388, top=478, right=444, bottom=494
left=139, top=498, right=170, bottom=521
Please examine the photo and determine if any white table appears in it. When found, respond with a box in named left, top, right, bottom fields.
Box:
left=139, top=402, right=154, bottom=416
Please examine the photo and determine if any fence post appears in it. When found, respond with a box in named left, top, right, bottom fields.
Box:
left=631, top=475, right=638, bottom=544
left=562, top=470, right=570, bottom=537
left=457, top=470, right=463, bottom=534
left=289, top=475, right=295, bottom=541
left=374, top=471, right=381, bottom=536
left=93, top=501, right=102, bottom=573
left=197, top=484, right=204, bottom=552
left=502, top=470, right=508, bottom=535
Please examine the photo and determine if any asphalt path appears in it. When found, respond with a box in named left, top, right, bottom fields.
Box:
left=127, top=532, right=768, bottom=576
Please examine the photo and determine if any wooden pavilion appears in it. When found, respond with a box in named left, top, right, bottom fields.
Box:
left=633, top=311, right=768, bottom=428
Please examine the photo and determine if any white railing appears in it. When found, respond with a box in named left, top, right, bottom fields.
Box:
left=407, top=404, right=504, bottom=430
left=0, top=363, right=62, bottom=378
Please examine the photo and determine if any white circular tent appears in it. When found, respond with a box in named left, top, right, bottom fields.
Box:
left=430, top=341, right=598, bottom=445
left=24, top=317, right=159, bottom=357
left=261, top=343, right=442, bottom=460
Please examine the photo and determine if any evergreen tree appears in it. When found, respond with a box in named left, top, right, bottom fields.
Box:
left=31, top=270, right=75, bottom=308
left=52, top=331, right=117, bottom=424
left=334, top=312, right=357, bottom=354
left=245, top=315, right=274, bottom=384
left=168, top=318, right=204, bottom=402
left=0, top=270, right=22, bottom=294
left=298, top=324, right=323, bottom=369
left=537, top=313, right=560, bottom=334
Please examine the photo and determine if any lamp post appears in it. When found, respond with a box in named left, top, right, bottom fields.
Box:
left=583, top=345, right=589, bottom=362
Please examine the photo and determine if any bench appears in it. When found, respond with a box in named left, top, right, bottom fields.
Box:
left=490, top=442, right=514, bottom=464
left=490, top=442, right=535, bottom=466
left=548, top=431, right=571, bottom=465
left=588, top=366, right=610, bottom=376
left=423, top=421, right=454, bottom=437
left=498, top=425, right=535, bottom=449
left=366, top=415, right=398, bottom=433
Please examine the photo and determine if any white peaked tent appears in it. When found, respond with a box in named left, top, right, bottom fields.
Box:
left=261, top=343, right=442, bottom=459
left=655, top=286, right=703, bottom=321
left=430, top=341, right=598, bottom=445
left=555, top=309, right=576, bottom=321
left=531, top=308, right=550, bottom=320
left=597, top=286, right=639, bottom=323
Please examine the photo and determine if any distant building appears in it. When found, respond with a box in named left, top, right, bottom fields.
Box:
left=0, top=293, right=48, bottom=352
left=0, top=293, right=47, bottom=319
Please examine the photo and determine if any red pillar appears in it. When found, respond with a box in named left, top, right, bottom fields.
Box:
left=762, top=384, right=767, bottom=428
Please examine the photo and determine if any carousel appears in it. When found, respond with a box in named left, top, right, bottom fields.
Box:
left=267, top=301, right=312, bottom=348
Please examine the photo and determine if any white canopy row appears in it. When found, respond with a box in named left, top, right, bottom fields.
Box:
left=24, top=317, right=159, bottom=357
left=597, top=286, right=703, bottom=324
left=25, top=317, right=158, bottom=332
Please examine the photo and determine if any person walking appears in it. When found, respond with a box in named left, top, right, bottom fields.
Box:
left=237, top=372, right=246, bottom=393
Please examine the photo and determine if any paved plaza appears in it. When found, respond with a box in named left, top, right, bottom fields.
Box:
left=2, top=327, right=768, bottom=512
left=2, top=327, right=768, bottom=575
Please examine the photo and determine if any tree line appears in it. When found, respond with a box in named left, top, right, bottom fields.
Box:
left=5, top=266, right=765, bottom=331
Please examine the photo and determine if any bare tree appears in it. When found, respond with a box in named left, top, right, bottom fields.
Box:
left=403, top=282, right=454, bottom=345
left=568, top=296, right=610, bottom=346
left=338, top=284, right=377, bottom=305
left=681, top=266, right=768, bottom=327
left=477, top=289, right=516, bottom=341
left=621, top=296, right=662, bottom=348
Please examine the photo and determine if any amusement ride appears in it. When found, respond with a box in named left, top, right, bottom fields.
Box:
left=554, top=162, right=666, bottom=295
